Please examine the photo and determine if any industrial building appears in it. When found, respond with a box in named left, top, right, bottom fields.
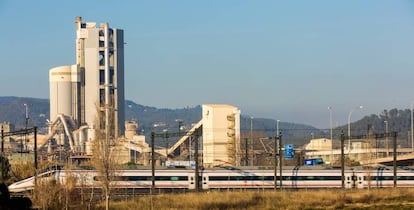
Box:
left=15, top=17, right=243, bottom=168
left=202, top=104, right=241, bottom=167
left=47, top=17, right=125, bottom=155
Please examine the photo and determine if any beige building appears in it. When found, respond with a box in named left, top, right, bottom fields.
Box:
left=305, top=138, right=333, bottom=151
left=304, top=138, right=412, bottom=165
left=202, top=104, right=240, bottom=167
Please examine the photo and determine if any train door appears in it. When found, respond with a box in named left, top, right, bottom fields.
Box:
left=188, top=174, right=195, bottom=190
left=345, top=174, right=352, bottom=189
left=202, top=174, right=209, bottom=190
left=356, top=174, right=364, bottom=189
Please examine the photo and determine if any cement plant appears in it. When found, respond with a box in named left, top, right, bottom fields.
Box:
left=3, top=17, right=414, bottom=210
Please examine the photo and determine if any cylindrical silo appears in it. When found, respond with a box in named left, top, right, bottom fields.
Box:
left=49, top=66, right=73, bottom=121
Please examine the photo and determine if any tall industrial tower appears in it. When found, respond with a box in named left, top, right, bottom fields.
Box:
left=202, top=104, right=241, bottom=167
left=49, top=17, right=125, bottom=154
left=75, top=16, right=125, bottom=140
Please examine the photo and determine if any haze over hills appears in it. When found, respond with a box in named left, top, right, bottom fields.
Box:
left=1, top=96, right=412, bottom=147
left=0, top=97, right=321, bottom=146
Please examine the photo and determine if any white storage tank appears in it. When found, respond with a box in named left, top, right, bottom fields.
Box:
left=49, top=65, right=74, bottom=121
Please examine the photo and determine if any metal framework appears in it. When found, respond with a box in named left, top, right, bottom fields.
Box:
left=1, top=127, right=38, bottom=181
left=150, top=129, right=202, bottom=192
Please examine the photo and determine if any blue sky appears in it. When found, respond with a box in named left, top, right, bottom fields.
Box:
left=1, top=1, right=414, bottom=128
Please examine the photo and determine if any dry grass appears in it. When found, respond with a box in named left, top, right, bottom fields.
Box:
left=105, top=188, right=414, bottom=210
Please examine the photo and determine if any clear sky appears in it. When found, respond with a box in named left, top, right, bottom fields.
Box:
left=1, top=1, right=414, bottom=128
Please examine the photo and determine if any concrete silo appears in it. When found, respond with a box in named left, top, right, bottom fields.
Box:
left=49, top=65, right=78, bottom=121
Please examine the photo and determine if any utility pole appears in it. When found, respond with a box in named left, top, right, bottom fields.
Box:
left=245, top=138, right=248, bottom=166
left=273, top=135, right=277, bottom=191
left=0, top=126, right=4, bottom=183
left=250, top=117, right=253, bottom=166
left=278, top=131, right=282, bottom=191
left=385, top=121, right=389, bottom=157
left=341, top=131, right=345, bottom=189
left=194, top=130, right=200, bottom=192
left=34, top=127, right=37, bottom=172
left=393, top=131, right=397, bottom=188
left=24, top=103, right=29, bottom=153
left=1, top=126, right=3, bottom=154
left=151, top=132, right=155, bottom=193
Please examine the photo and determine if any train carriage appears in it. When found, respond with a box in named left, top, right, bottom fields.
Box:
left=201, top=169, right=274, bottom=190
left=356, top=167, right=414, bottom=188
left=9, top=166, right=414, bottom=193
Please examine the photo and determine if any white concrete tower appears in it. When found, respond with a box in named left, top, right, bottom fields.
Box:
left=202, top=104, right=241, bottom=167
left=75, top=16, right=125, bottom=141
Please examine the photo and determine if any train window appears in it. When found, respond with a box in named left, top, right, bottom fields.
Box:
left=125, top=176, right=150, bottom=181
left=210, top=176, right=229, bottom=181
left=396, top=176, right=413, bottom=180
left=115, top=176, right=189, bottom=181
left=112, top=176, right=127, bottom=181
left=157, top=176, right=169, bottom=181
left=369, top=176, right=414, bottom=181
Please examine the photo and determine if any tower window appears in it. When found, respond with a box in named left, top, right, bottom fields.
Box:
left=99, top=70, right=105, bottom=85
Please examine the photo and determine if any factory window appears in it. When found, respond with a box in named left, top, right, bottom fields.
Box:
left=110, top=69, right=114, bottom=84
left=99, top=54, right=104, bottom=66
left=99, top=89, right=105, bottom=106
left=99, top=70, right=105, bottom=85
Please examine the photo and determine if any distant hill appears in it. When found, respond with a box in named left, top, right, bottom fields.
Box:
left=0, top=96, right=324, bottom=147
left=1, top=96, right=411, bottom=148
left=335, top=108, right=412, bottom=146
left=0, top=96, right=49, bottom=128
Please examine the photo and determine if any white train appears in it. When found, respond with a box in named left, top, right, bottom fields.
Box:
left=8, top=166, right=414, bottom=193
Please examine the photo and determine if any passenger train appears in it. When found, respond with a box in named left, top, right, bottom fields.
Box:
left=8, top=166, right=414, bottom=193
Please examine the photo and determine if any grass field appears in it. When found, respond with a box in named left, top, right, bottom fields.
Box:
left=105, top=188, right=414, bottom=210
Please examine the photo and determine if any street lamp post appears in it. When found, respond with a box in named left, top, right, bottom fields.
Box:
left=23, top=103, right=29, bottom=153
left=276, top=120, right=280, bottom=138
left=348, top=106, right=363, bottom=153
left=328, top=107, right=333, bottom=165
left=328, top=107, right=333, bottom=141
left=411, top=102, right=413, bottom=153
left=250, top=116, right=253, bottom=166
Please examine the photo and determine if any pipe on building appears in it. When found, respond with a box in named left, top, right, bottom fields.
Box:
left=104, top=23, right=111, bottom=140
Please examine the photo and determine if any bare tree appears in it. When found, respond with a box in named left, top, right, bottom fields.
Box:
left=91, top=105, right=118, bottom=210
